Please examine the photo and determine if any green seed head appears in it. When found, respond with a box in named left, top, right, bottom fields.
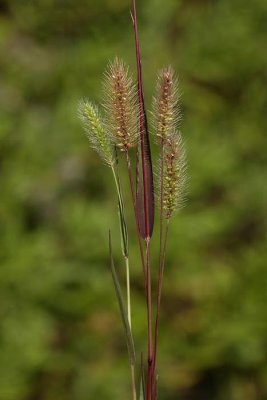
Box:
left=78, top=99, right=114, bottom=166
left=103, top=57, right=138, bottom=152
left=162, top=132, right=186, bottom=219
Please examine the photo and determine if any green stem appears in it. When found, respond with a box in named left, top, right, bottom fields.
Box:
left=124, top=256, right=136, bottom=400
left=111, top=166, right=136, bottom=400
left=111, top=165, right=128, bottom=255
left=125, top=150, right=147, bottom=289
left=152, top=219, right=170, bottom=385
left=131, top=364, right=137, bottom=400
left=125, top=256, right=132, bottom=329
left=111, top=166, right=123, bottom=217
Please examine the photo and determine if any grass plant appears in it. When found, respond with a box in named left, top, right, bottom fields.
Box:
left=78, top=1, right=186, bottom=398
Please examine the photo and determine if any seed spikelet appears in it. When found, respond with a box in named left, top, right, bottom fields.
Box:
left=153, top=67, right=180, bottom=143
left=161, top=132, right=186, bottom=219
left=78, top=99, right=114, bottom=166
left=103, top=57, right=138, bottom=151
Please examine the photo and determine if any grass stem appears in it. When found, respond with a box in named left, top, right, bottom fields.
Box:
left=146, top=237, right=153, bottom=400
left=125, top=255, right=136, bottom=400
left=131, top=364, right=137, bottom=400
left=126, top=151, right=147, bottom=289
left=111, top=166, right=137, bottom=400
left=152, top=219, right=170, bottom=383
left=125, top=256, right=132, bottom=329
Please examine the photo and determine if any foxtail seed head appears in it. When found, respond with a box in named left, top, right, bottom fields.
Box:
left=153, top=67, right=180, bottom=143
left=103, top=58, right=138, bottom=151
left=78, top=100, right=114, bottom=166
left=162, top=132, right=186, bottom=219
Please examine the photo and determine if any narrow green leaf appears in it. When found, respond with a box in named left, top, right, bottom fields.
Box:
left=111, top=165, right=129, bottom=258
left=117, top=173, right=129, bottom=259
left=139, top=377, right=144, bottom=400
left=139, top=353, right=145, bottom=400
left=154, top=373, right=159, bottom=400
left=108, top=231, right=135, bottom=365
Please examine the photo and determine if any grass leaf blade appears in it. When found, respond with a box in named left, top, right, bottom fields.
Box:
left=112, top=163, right=129, bottom=258
left=139, top=353, right=146, bottom=400
left=132, top=0, right=155, bottom=239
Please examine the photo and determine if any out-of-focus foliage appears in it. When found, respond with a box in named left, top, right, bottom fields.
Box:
left=0, top=0, right=267, bottom=399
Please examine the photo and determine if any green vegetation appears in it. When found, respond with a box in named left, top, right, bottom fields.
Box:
left=0, top=0, right=267, bottom=399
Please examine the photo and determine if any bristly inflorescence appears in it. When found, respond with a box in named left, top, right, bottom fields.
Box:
left=103, top=57, right=138, bottom=152
left=162, top=132, right=186, bottom=219
left=152, top=65, right=186, bottom=219
left=78, top=100, right=114, bottom=167
left=152, top=67, right=180, bottom=143
left=78, top=8, right=188, bottom=395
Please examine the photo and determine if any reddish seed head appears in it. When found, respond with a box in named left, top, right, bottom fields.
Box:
left=103, top=58, right=138, bottom=151
left=153, top=66, right=180, bottom=143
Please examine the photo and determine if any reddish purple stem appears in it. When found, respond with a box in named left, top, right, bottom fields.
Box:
left=131, top=2, right=155, bottom=400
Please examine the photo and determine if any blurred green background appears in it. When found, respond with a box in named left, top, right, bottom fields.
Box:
left=1, top=0, right=267, bottom=399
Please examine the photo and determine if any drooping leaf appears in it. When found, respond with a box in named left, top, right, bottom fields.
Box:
left=108, top=231, right=135, bottom=365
